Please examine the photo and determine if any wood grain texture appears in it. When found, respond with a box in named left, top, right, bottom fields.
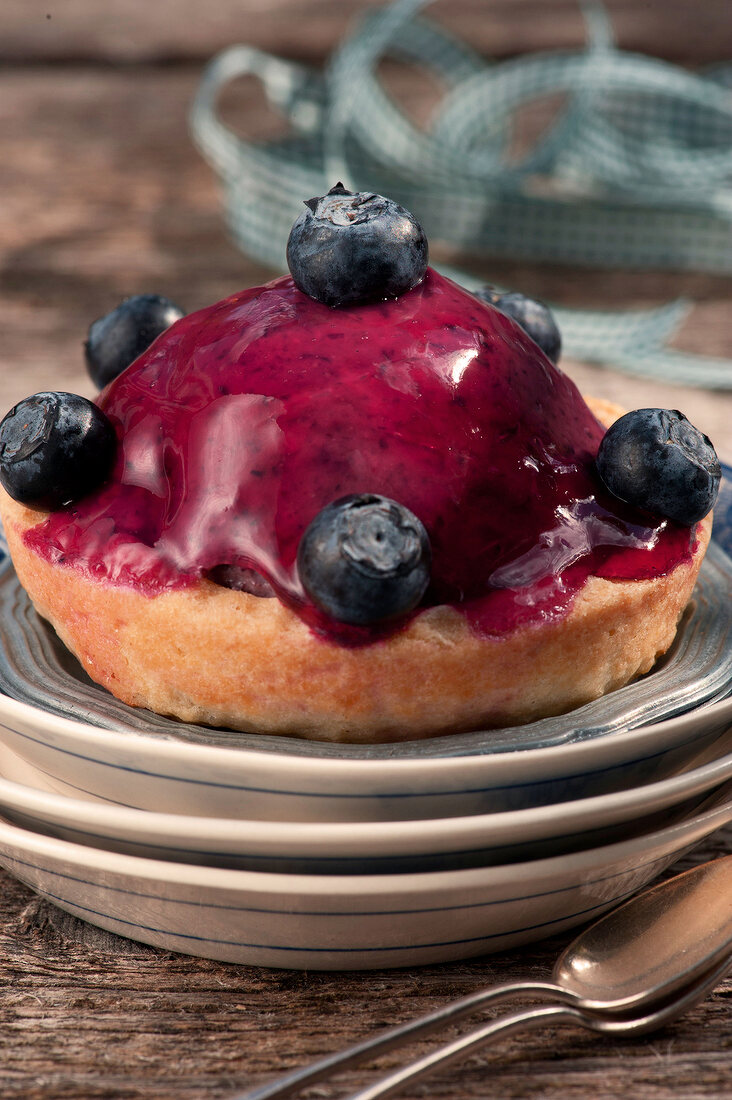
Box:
left=3, top=0, right=732, bottom=65
left=0, top=833, right=729, bottom=1099
left=0, top=5, right=731, bottom=1097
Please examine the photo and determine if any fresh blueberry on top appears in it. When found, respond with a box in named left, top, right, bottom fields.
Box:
left=0, top=391, right=116, bottom=510
left=475, top=285, right=562, bottom=363
left=85, top=293, right=185, bottom=388
left=297, top=494, right=431, bottom=626
left=286, top=183, right=428, bottom=308
left=596, top=408, right=720, bottom=527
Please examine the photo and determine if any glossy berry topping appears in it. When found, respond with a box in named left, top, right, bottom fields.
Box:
left=297, top=494, right=431, bottom=626
left=85, top=294, right=185, bottom=388
left=475, top=286, right=561, bottom=363
left=0, top=392, right=116, bottom=510
left=286, top=183, right=428, bottom=307
left=206, top=564, right=275, bottom=597
left=597, top=408, right=721, bottom=527
left=21, top=271, right=696, bottom=644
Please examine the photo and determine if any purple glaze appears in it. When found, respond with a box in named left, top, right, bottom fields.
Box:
left=25, top=270, right=693, bottom=644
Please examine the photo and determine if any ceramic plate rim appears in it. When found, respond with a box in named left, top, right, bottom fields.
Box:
left=1, top=681, right=732, bottom=784
left=0, top=785, right=730, bottom=896
left=1, top=739, right=732, bottom=857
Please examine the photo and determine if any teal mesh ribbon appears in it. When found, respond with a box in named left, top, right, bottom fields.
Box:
left=190, top=0, right=732, bottom=388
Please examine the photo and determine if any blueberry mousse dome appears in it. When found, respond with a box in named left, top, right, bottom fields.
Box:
left=0, top=188, right=718, bottom=743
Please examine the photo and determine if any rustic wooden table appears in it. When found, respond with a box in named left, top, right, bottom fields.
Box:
left=0, top=3, right=731, bottom=1098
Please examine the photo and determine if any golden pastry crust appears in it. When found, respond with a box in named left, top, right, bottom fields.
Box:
left=0, top=398, right=712, bottom=743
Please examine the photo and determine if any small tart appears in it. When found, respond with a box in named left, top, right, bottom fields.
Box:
left=0, top=399, right=712, bottom=743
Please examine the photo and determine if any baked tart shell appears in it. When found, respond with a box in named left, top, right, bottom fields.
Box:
left=0, top=398, right=712, bottom=743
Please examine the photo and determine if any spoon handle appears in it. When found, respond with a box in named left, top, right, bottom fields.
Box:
left=342, top=957, right=732, bottom=1100
left=345, top=1004, right=573, bottom=1100
left=235, top=979, right=561, bottom=1100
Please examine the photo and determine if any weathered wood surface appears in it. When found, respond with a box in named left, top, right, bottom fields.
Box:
left=0, top=4, right=731, bottom=1097
left=0, top=833, right=729, bottom=1100
left=4, top=0, right=732, bottom=65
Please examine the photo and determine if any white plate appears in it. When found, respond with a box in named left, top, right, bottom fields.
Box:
left=1, top=688, right=731, bottom=823
left=0, top=789, right=729, bottom=970
left=1, top=734, right=732, bottom=874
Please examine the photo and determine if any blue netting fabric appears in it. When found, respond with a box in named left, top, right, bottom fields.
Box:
left=190, top=0, right=732, bottom=388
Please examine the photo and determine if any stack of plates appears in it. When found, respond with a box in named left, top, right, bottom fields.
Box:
left=0, top=464, right=729, bottom=970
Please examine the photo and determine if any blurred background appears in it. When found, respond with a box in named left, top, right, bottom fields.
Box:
left=1, top=0, right=731, bottom=455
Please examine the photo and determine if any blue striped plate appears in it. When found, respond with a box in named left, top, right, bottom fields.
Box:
left=0, top=781, right=728, bottom=967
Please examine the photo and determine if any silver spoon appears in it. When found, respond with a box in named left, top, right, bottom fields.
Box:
left=345, top=954, right=732, bottom=1100
left=237, top=855, right=732, bottom=1100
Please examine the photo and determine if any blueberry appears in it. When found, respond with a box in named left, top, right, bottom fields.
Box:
left=297, top=494, right=431, bottom=625
left=475, top=285, right=561, bottom=363
left=286, top=183, right=428, bottom=308
left=596, top=408, right=721, bottom=526
left=85, top=293, right=185, bottom=388
left=0, top=392, right=116, bottom=509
